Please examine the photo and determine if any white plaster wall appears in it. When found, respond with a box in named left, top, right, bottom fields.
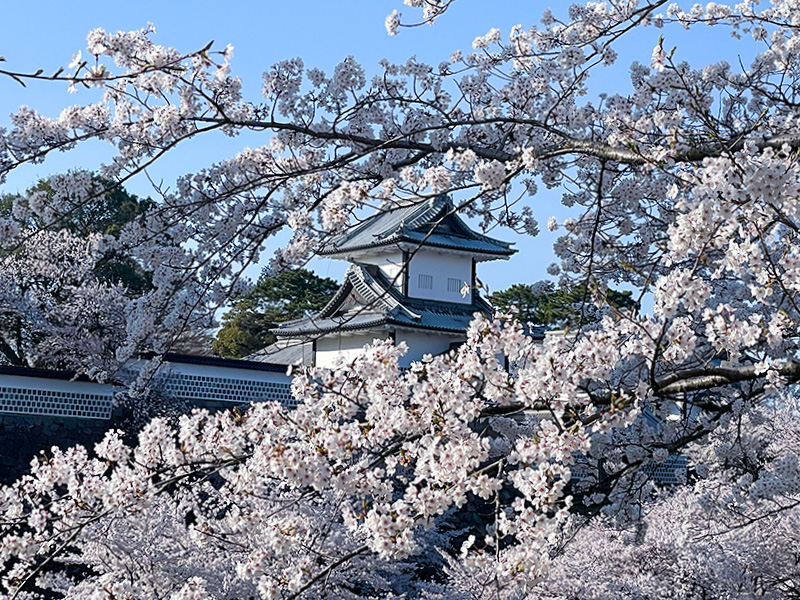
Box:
left=396, top=330, right=461, bottom=366
left=355, top=250, right=405, bottom=288
left=407, top=250, right=472, bottom=303
left=315, top=332, right=389, bottom=367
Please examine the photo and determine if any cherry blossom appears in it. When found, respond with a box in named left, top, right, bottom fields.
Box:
left=3, top=1, right=800, bottom=598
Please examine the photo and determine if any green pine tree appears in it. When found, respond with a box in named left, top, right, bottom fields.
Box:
left=213, top=269, right=339, bottom=358
left=489, top=280, right=639, bottom=328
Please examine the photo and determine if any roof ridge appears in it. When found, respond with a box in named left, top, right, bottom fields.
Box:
left=448, top=211, right=513, bottom=249
left=319, top=195, right=515, bottom=258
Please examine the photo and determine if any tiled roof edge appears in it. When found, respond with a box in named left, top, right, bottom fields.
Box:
left=138, top=352, right=289, bottom=373
left=0, top=364, right=97, bottom=382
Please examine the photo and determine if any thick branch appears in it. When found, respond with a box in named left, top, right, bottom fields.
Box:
left=195, top=115, right=800, bottom=168
left=481, top=361, right=800, bottom=418
left=655, top=361, right=800, bottom=395
left=284, top=545, right=369, bottom=600
left=0, top=336, right=24, bottom=366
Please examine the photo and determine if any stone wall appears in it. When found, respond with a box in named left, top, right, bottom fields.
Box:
left=0, top=398, right=260, bottom=485
left=0, top=411, right=119, bottom=484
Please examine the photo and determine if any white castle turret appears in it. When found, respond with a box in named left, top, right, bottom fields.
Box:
left=257, top=196, right=516, bottom=368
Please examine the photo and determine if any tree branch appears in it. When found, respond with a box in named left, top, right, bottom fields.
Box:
left=655, top=361, right=800, bottom=395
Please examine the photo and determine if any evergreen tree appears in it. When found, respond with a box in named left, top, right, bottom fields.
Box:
left=0, top=172, right=153, bottom=367
left=490, top=281, right=639, bottom=328
left=213, top=268, right=338, bottom=358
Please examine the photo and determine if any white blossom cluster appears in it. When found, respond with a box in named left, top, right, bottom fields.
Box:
left=0, top=224, right=129, bottom=376
left=0, top=316, right=625, bottom=598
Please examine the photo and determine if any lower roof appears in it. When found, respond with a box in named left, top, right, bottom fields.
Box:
left=247, top=339, right=314, bottom=367
left=274, top=263, right=493, bottom=338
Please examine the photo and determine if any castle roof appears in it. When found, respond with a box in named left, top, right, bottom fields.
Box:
left=247, top=339, right=313, bottom=367
left=273, top=263, right=493, bottom=338
left=319, top=196, right=515, bottom=260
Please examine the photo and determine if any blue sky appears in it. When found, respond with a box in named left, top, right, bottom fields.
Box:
left=0, top=1, right=751, bottom=292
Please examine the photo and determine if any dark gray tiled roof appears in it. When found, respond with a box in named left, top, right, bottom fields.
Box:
left=0, top=364, right=95, bottom=382
left=138, top=352, right=289, bottom=372
left=274, top=263, right=492, bottom=337
left=274, top=313, right=390, bottom=337
left=319, top=196, right=515, bottom=258
left=247, top=339, right=314, bottom=366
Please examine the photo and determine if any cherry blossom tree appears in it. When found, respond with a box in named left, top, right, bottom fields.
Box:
left=0, top=169, right=219, bottom=376
left=0, top=172, right=157, bottom=371
left=0, top=224, right=129, bottom=374
left=3, top=0, right=800, bottom=598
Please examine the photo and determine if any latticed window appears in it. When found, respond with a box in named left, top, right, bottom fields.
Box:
left=161, top=374, right=296, bottom=408
left=418, top=273, right=433, bottom=289
left=447, top=277, right=462, bottom=293
left=0, top=385, right=113, bottom=419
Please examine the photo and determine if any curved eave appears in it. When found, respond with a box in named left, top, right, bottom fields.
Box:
left=274, top=315, right=479, bottom=337
left=275, top=264, right=495, bottom=339
left=351, top=265, right=421, bottom=320
left=316, top=275, right=356, bottom=319
left=317, top=234, right=403, bottom=257
left=275, top=316, right=390, bottom=337
left=312, top=265, right=399, bottom=319
left=401, top=237, right=515, bottom=258
left=320, top=237, right=515, bottom=259
left=318, top=195, right=516, bottom=260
